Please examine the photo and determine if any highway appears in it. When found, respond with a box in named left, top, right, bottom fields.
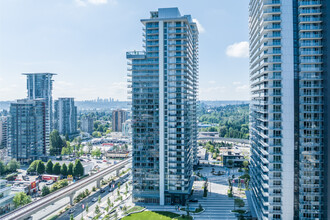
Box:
left=1, top=158, right=132, bottom=220
left=58, top=173, right=130, bottom=220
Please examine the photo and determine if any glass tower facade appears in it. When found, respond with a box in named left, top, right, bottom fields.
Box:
left=23, top=73, right=56, bottom=155
left=249, top=0, right=329, bottom=219
left=8, top=99, right=46, bottom=162
left=127, top=8, right=198, bottom=205
left=54, top=98, right=78, bottom=138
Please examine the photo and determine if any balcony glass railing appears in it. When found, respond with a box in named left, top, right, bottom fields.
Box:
left=299, top=9, right=321, bottom=14
left=298, top=1, right=322, bottom=6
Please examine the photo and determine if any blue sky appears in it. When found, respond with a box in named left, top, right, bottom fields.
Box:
left=0, top=0, right=249, bottom=101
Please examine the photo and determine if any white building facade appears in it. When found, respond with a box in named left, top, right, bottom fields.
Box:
left=249, top=0, right=329, bottom=219
left=127, top=8, right=198, bottom=205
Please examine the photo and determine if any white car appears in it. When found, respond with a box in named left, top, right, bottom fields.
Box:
left=46, top=180, right=53, bottom=185
left=92, top=197, right=98, bottom=202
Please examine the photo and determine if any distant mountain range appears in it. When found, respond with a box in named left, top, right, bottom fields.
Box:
left=0, top=100, right=250, bottom=111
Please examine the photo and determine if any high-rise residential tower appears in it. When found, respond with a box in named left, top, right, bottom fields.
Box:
left=23, top=73, right=56, bottom=154
left=7, top=99, right=47, bottom=162
left=249, top=0, right=329, bottom=219
left=0, top=117, right=8, bottom=149
left=54, top=98, right=78, bottom=138
left=127, top=8, right=198, bottom=205
left=81, top=116, right=94, bottom=135
left=112, top=109, right=127, bottom=132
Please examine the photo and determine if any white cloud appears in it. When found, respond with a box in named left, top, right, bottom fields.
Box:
left=208, top=80, right=216, bottom=84
left=226, top=41, right=249, bottom=58
left=235, top=84, right=249, bottom=92
left=75, top=0, right=117, bottom=6
left=233, top=81, right=242, bottom=85
left=193, top=19, right=205, bottom=33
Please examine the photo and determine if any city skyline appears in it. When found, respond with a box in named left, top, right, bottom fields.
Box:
left=0, top=0, right=249, bottom=101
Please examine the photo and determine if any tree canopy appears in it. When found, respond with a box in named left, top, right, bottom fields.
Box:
left=50, top=130, right=66, bottom=156
left=13, top=192, right=31, bottom=208
left=36, top=161, right=45, bottom=174
left=46, top=160, right=53, bottom=174
left=68, top=162, right=74, bottom=176
left=73, top=159, right=84, bottom=177
left=53, top=162, right=61, bottom=175
left=198, top=104, right=249, bottom=139
left=61, top=163, right=68, bottom=176
left=6, top=159, right=20, bottom=173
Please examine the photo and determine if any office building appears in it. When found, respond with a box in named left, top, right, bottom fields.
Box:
left=127, top=7, right=198, bottom=205
left=23, top=73, right=56, bottom=153
left=249, top=0, right=329, bottom=219
left=54, top=98, right=78, bottom=137
left=7, top=99, right=47, bottom=162
left=112, top=109, right=127, bottom=132
left=0, top=117, right=7, bottom=149
left=81, top=116, right=94, bottom=134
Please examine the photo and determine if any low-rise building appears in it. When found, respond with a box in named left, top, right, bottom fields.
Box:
left=0, top=180, right=14, bottom=214
left=222, top=149, right=245, bottom=167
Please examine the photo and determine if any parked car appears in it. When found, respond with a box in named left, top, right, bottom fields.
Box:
left=189, top=199, right=198, bottom=203
left=46, top=180, right=53, bottom=185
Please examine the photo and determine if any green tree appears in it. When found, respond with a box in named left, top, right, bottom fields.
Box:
left=13, top=192, right=31, bottom=208
left=73, top=159, right=84, bottom=177
left=234, top=198, right=245, bottom=210
left=95, top=205, right=100, bottom=214
left=36, top=161, right=45, bottom=174
left=50, top=130, right=65, bottom=156
left=6, top=159, right=20, bottom=173
left=46, top=160, right=53, bottom=174
left=98, top=195, right=101, bottom=204
left=70, top=214, right=74, bottom=220
left=91, top=148, right=101, bottom=158
left=68, top=162, right=74, bottom=175
left=243, top=160, right=249, bottom=168
left=61, top=163, right=68, bottom=176
left=0, top=160, right=6, bottom=175
left=86, top=204, right=89, bottom=213
left=27, top=160, right=40, bottom=173
left=53, top=162, right=61, bottom=175
left=41, top=185, right=51, bottom=196
left=107, top=197, right=111, bottom=207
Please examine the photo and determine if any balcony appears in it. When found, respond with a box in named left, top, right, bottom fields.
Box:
left=299, top=9, right=322, bottom=15
left=126, top=51, right=146, bottom=59
left=298, top=1, right=322, bottom=7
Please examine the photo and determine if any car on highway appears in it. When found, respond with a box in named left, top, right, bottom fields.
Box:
left=92, top=197, right=98, bottom=202
left=69, top=208, right=75, bottom=214
left=101, top=188, right=105, bottom=193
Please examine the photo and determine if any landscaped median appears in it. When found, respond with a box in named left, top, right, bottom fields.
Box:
left=122, top=211, right=193, bottom=220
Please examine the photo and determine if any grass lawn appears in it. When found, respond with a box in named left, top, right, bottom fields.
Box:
left=124, top=206, right=145, bottom=214
left=123, top=211, right=192, bottom=220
